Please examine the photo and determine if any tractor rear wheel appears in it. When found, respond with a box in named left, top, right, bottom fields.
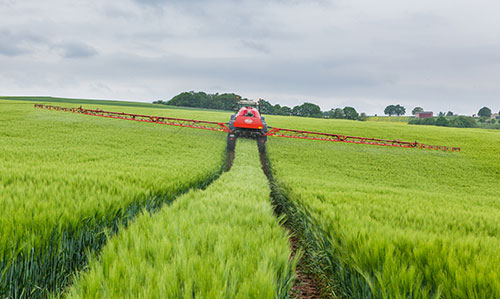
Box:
left=257, top=135, right=266, bottom=153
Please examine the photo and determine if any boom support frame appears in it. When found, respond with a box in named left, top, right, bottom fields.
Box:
left=264, top=127, right=461, bottom=152
left=34, top=104, right=461, bottom=152
left=34, top=103, right=232, bottom=133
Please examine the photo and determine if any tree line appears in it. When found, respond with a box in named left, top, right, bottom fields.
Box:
left=154, top=92, right=498, bottom=127
left=408, top=106, right=499, bottom=128
left=154, top=91, right=240, bottom=110
left=154, top=91, right=368, bottom=121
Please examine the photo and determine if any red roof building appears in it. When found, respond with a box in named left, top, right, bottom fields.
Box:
left=415, top=111, right=433, bottom=118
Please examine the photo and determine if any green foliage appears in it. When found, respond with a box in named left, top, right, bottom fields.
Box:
left=412, top=107, right=424, bottom=115
left=279, top=106, right=292, bottom=116
left=478, top=122, right=500, bottom=130
left=259, top=99, right=274, bottom=114
left=451, top=116, right=478, bottom=128
left=384, top=105, right=395, bottom=116
left=162, top=91, right=300, bottom=117
left=446, top=111, right=454, bottom=116
left=162, top=91, right=372, bottom=121
left=67, top=139, right=296, bottom=298
left=385, top=104, right=406, bottom=116
left=343, top=106, right=359, bottom=120
left=409, top=117, right=434, bottom=126
left=292, top=102, right=323, bottom=118
left=328, top=108, right=345, bottom=119
left=166, top=91, right=242, bottom=110
left=409, top=116, right=479, bottom=129
left=327, top=107, right=368, bottom=122
left=479, top=116, right=489, bottom=123
left=258, top=100, right=293, bottom=116
left=0, top=100, right=226, bottom=297
left=265, top=113, right=500, bottom=298
left=358, top=112, right=368, bottom=121
left=435, top=116, right=449, bottom=127
left=478, top=106, right=492, bottom=118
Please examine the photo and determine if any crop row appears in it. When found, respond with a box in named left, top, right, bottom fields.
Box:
left=265, top=114, right=500, bottom=298
left=66, top=139, right=295, bottom=298
left=0, top=101, right=226, bottom=297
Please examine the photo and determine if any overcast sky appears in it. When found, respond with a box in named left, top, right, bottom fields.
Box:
left=1, top=0, right=499, bottom=115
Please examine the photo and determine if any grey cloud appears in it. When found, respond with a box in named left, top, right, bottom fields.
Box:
left=53, top=41, right=98, bottom=59
left=0, top=43, right=27, bottom=56
left=241, top=40, right=270, bottom=53
left=0, top=29, right=99, bottom=60
left=0, top=30, right=46, bottom=56
left=133, top=0, right=165, bottom=5
left=1, top=0, right=500, bottom=115
left=100, top=5, right=139, bottom=19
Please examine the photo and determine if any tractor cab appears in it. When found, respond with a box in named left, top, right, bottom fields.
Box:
left=232, top=106, right=263, bottom=130
left=227, top=99, right=268, bottom=152
left=229, top=100, right=267, bottom=133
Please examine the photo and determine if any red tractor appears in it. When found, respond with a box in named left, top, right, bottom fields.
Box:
left=227, top=100, right=268, bottom=152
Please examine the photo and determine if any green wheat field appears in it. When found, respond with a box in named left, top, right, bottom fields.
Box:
left=1, top=97, right=499, bottom=298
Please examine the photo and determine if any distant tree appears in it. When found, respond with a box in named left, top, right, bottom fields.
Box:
left=167, top=91, right=243, bottom=110
left=272, top=104, right=282, bottom=115
left=394, top=104, right=406, bottom=116
left=259, top=99, right=274, bottom=114
left=446, top=111, right=454, bottom=116
left=343, top=106, right=359, bottom=120
left=326, top=109, right=334, bottom=119
left=328, top=108, right=345, bottom=119
left=385, top=104, right=405, bottom=116
left=412, top=107, right=424, bottom=115
left=435, top=116, right=449, bottom=127
left=292, top=102, right=322, bottom=118
left=489, top=119, right=497, bottom=124
left=211, top=93, right=241, bottom=110
left=450, top=116, right=477, bottom=128
left=478, top=107, right=492, bottom=118
left=479, top=116, right=488, bottom=123
left=438, top=112, right=445, bottom=117
left=358, top=112, right=368, bottom=121
left=384, top=105, right=396, bottom=116
left=168, top=91, right=204, bottom=107
left=280, top=106, right=292, bottom=116
left=410, top=115, right=477, bottom=128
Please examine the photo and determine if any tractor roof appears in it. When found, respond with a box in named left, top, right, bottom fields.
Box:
left=238, top=100, right=258, bottom=106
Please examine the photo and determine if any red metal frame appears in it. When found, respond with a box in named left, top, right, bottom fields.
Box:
left=33, top=103, right=231, bottom=132
left=34, top=104, right=460, bottom=152
left=265, top=127, right=461, bottom=152
left=232, top=107, right=264, bottom=129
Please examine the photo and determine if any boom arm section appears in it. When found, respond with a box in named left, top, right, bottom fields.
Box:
left=34, top=103, right=232, bottom=133
left=265, top=127, right=461, bottom=152
left=34, top=104, right=460, bottom=152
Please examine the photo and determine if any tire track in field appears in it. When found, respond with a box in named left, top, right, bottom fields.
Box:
left=259, top=148, right=327, bottom=299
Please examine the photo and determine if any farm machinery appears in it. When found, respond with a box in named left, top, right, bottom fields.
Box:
left=33, top=102, right=461, bottom=152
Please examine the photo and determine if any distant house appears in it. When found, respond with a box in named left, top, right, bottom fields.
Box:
left=415, top=111, right=433, bottom=118
left=491, top=113, right=499, bottom=119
